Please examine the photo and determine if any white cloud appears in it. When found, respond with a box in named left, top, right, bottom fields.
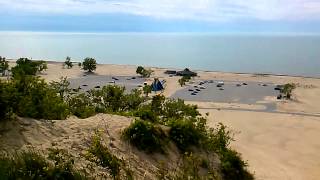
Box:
left=0, top=0, right=319, bottom=21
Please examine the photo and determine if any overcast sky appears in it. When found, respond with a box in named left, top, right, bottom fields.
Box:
left=1, top=0, right=320, bottom=33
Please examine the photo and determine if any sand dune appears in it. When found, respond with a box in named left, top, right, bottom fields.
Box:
left=2, top=61, right=320, bottom=180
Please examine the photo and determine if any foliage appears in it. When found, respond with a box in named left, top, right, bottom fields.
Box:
left=151, top=95, right=166, bottom=115
left=220, top=150, right=254, bottom=180
left=136, top=66, right=153, bottom=78
left=11, top=58, right=47, bottom=78
left=0, top=56, right=9, bottom=75
left=134, top=105, right=158, bottom=122
left=204, top=123, right=234, bottom=153
left=168, top=118, right=206, bottom=151
left=0, top=149, right=86, bottom=180
left=82, top=57, right=97, bottom=72
left=86, top=132, right=121, bottom=179
left=64, top=56, right=73, bottom=69
left=162, top=99, right=200, bottom=120
left=0, top=76, right=69, bottom=120
left=68, top=93, right=96, bottom=119
left=50, top=76, right=71, bottom=99
left=122, top=119, right=167, bottom=153
left=143, top=84, right=152, bottom=96
left=280, top=83, right=296, bottom=99
left=178, top=75, right=191, bottom=87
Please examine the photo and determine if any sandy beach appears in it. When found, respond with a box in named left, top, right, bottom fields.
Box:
left=4, top=60, right=320, bottom=180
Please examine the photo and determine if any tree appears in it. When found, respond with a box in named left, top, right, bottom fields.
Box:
left=11, top=58, right=47, bottom=78
left=50, top=77, right=71, bottom=99
left=280, top=83, right=296, bottom=99
left=64, top=56, right=73, bottom=69
left=143, top=85, right=152, bottom=97
left=82, top=57, right=97, bottom=72
left=136, top=66, right=153, bottom=78
left=178, top=76, right=191, bottom=87
left=0, top=56, right=9, bottom=76
left=136, top=66, right=144, bottom=75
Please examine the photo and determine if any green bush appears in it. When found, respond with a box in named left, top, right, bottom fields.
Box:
left=134, top=105, right=158, bottom=122
left=136, top=66, right=153, bottom=78
left=0, top=76, right=69, bottom=120
left=178, top=75, right=191, bottom=87
left=168, top=118, right=206, bottom=152
left=86, top=133, right=122, bottom=179
left=82, top=57, right=97, bottom=72
left=162, top=99, right=200, bottom=120
left=50, top=77, right=71, bottom=99
left=281, top=83, right=296, bottom=99
left=68, top=93, right=96, bottom=119
left=204, top=123, right=234, bottom=153
left=64, top=56, right=73, bottom=69
left=12, top=58, right=47, bottom=78
left=122, top=119, right=167, bottom=153
left=0, top=150, right=86, bottom=180
left=220, top=150, right=254, bottom=180
left=151, top=95, right=165, bottom=115
left=0, top=56, right=9, bottom=75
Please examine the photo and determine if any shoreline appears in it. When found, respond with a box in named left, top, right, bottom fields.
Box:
left=6, top=58, right=320, bottom=80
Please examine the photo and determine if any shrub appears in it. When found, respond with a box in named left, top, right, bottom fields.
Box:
left=122, top=89, right=145, bottom=111
left=122, top=119, right=167, bottom=153
left=162, top=99, right=200, bottom=120
left=151, top=95, right=165, bottom=115
left=86, top=132, right=122, bottom=179
left=64, top=56, right=73, bottom=69
left=168, top=118, right=206, bottom=152
left=204, top=123, right=234, bottom=153
left=143, top=84, right=152, bottom=97
left=0, top=76, right=69, bottom=120
left=136, top=66, right=153, bottom=78
left=0, top=150, right=86, bottom=180
left=134, top=105, right=158, bottom=122
left=280, top=83, right=296, bottom=99
left=178, top=75, right=191, bottom=87
left=12, top=58, right=47, bottom=78
left=220, top=150, right=254, bottom=180
left=0, top=56, right=9, bottom=75
left=82, top=57, right=97, bottom=72
left=50, top=76, right=71, bottom=99
left=68, top=93, right=96, bottom=119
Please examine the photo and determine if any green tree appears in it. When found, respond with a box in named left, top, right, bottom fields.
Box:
left=136, top=66, right=153, bottom=78
left=64, top=56, right=73, bottom=69
left=0, top=56, right=9, bottom=76
left=143, top=84, right=152, bottom=97
left=50, top=77, right=71, bottom=99
left=136, top=66, right=144, bottom=75
left=11, top=58, right=47, bottom=78
left=82, top=57, right=97, bottom=72
left=280, top=83, right=296, bottom=99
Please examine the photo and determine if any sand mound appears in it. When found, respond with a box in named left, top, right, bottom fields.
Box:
left=0, top=114, right=191, bottom=179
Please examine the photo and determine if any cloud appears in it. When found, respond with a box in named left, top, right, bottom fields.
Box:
left=0, top=0, right=320, bottom=21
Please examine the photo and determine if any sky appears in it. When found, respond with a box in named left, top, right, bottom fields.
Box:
left=1, top=0, right=320, bottom=33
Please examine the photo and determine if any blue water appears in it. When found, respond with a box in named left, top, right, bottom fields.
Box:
left=0, top=32, right=319, bottom=77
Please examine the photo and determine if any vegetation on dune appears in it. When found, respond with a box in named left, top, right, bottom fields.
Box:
left=0, top=149, right=86, bottom=180
left=0, top=56, right=9, bottom=75
left=280, top=83, right=296, bottom=99
left=136, top=66, right=153, bottom=78
left=0, top=58, right=254, bottom=179
left=64, top=56, right=73, bottom=69
left=82, top=57, right=97, bottom=72
left=12, top=58, right=47, bottom=78
left=143, top=84, right=152, bottom=96
left=178, top=75, right=191, bottom=87
left=122, top=120, right=167, bottom=153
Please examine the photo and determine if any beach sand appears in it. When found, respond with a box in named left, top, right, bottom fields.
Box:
left=4, top=61, right=320, bottom=180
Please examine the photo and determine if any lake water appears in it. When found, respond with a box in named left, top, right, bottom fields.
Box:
left=0, top=32, right=319, bottom=77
